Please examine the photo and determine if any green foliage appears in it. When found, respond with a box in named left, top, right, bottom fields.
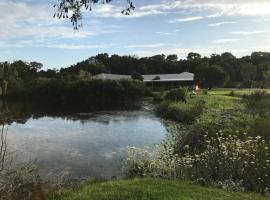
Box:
left=54, top=0, right=135, bottom=30
left=157, top=99, right=205, bottom=124
left=50, top=178, right=268, bottom=200
left=3, top=51, right=270, bottom=96
left=229, top=90, right=235, bottom=97
left=126, top=133, right=270, bottom=195
left=249, top=117, right=270, bottom=140
left=202, top=89, right=208, bottom=95
left=152, top=92, right=164, bottom=103
left=240, top=63, right=257, bottom=81
left=164, top=88, right=187, bottom=102
left=264, top=69, right=270, bottom=86
left=136, top=89, right=270, bottom=195
left=0, top=163, right=41, bottom=200
left=243, top=91, right=270, bottom=115
left=195, top=63, right=229, bottom=88
left=19, top=79, right=147, bottom=105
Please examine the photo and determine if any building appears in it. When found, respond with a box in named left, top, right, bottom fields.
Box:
left=93, top=72, right=194, bottom=87
left=142, top=72, right=194, bottom=83
left=93, top=73, right=131, bottom=81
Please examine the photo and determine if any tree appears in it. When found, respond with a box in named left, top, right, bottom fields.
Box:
left=166, top=55, right=178, bottom=63
left=54, top=0, right=135, bottom=30
left=29, top=62, right=43, bottom=72
left=251, top=52, right=270, bottom=65
left=0, top=62, right=25, bottom=95
left=187, top=52, right=201, bottom=61
left=219, top=52, right=240, bottom=82
left=264, top=69, right=270, bottom=86
left=195, top=63, right=228, bottom=89
left=240, top=63, right=257, bottom=82
left=257, top=62, right=270, bottom=80
left=0, top=80, right=8, bottom=97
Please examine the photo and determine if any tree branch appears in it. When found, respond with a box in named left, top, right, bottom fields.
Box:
left=54, top=0, right=135, bottom=30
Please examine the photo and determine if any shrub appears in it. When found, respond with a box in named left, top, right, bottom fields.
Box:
left=126, top=133, right=270, bottom=194
left=156, top=101, right=170, bottom=116
left=229, top=90, right=235, bottom=97
left=12, top=79, right=148, bottom=104
left=152, top=92, right=164, bottom=103
left=0, top=163, right=42, bottom=200
left=248, top=117, right=270, bottom=140
left=164, top=88, right=187, bottom=102
left=243, top=91, right=269, bottom=102
left=202, top=89, right=208, bottom=95
left=182, top=133, right=270, bottom=193
left=243, top=91, right=270, bottom=115
left=156, top=99, right=205, bottom=124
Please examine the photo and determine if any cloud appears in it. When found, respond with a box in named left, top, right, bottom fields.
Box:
left=212, top=38, right=241, bottom=44
left=231, top=30, right=268, bottom=35
left=45, top=44, right=110, bottom=50
left=169, top=16, right=203, bottom=23
left=125, top=43, right=166, bottom=48
left=0, top=1, right=124, bottom=49
left=87, top=0, right=270, bottom=19
left=156, top=32, right=176, bottom=36
left=140, top=0, right=270, bottom=17
left=208, top=21, right=237, bottom=27
left=88, top=3, right=163, bottom=18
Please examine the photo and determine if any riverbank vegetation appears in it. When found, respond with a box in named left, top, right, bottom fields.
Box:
left=126, top=89, right=270, bottom=196
left=50, top=178, right=268, bottom=200
left=8, top=78, right=148, bottom=104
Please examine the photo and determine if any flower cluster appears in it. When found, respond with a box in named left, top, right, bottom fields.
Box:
left=125, top=132, right=270, bottom=195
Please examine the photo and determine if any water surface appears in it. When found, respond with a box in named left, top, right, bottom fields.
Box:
left=6, top=103, right=167, bottom=178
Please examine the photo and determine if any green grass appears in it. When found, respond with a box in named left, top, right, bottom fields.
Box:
left=191, top=94, right=239, bottom=110
left=196, top=88, right=270, bottom=110
left=207, top=88, right=270, bottom=96
left=50, top=178, right=269, bottom=200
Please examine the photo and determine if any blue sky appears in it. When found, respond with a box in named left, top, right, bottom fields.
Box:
left=1, top=0, right=270, bottom=69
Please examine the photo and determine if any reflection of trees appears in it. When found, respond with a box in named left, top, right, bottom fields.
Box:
left=0, top=99, right=141, bottom=125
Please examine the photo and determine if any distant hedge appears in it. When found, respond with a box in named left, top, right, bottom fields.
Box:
left=8, top=78, right=148, bottom=104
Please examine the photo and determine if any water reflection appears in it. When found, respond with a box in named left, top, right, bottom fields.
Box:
left=2, top=99, right=167, bottom=178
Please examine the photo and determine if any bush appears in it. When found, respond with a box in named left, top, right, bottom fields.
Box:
left=248, top=117, right=270, bottom=140
left=126, top=133, right=270, bottom=194
left=10, top=79, right=148, bottom=105
left=243, top=91, right=270, bottom=115
left=243, top=91, right=269, bottom=102
left=164, top=88, right=187, bottom=102
left=229, top=90, right=235, bottom=97
left=202, top=89, right=208, bottom=95
left=152, top=92, right=164, bottom=103
left=156, top=99, right=205, bottom=124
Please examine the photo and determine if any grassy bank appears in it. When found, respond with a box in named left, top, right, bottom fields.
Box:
left=126, top=88, right=270, bottom=195
left=50, top=178, right=268, bottom=200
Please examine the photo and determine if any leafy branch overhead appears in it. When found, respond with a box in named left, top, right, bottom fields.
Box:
left=54, top=0, right=135, bottom=30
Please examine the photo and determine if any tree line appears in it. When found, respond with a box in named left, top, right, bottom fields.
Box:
left=1, top=52, right=270, bottom=97
left=61, top=52, right=270, bottom=88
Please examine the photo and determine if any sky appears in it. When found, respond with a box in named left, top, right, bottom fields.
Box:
left=1, top=0, right=270, bottom=69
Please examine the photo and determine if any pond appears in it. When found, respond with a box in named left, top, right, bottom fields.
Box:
left=4, top=100, right=167, bottom=179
